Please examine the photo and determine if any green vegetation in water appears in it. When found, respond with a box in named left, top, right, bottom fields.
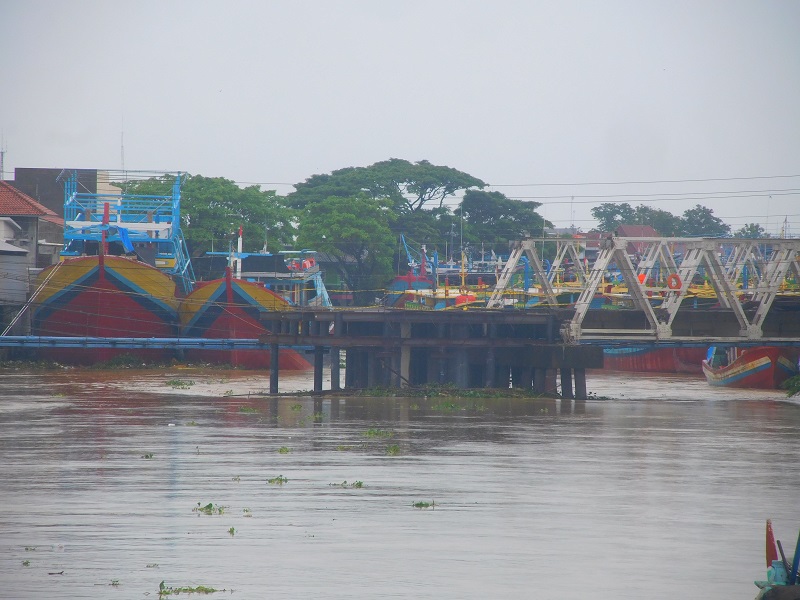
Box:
left=93, top=353, right=149, bottom=369
left=430, top=400, right=461, bottom=413
left=783, top=374, right=800, bottom=397
left=278, top=446, right=290, bottom=454
left=412, top=500, right=435, bottom=509
left=231, top=475, right=240, bottom=482
left=193, top=502, right=226, bottom=515
left=110, top=580, right=120, bottom=587
left=24, top=547, right=36, bottom=551
left=290, top=403, right=303, bottom=412
left=364, top=428, right=392, bottom=438
left=22, top=560, right=30, bottom=567
left=330, top=480, right=364, bottom=488
left=243, top=508, right=252, bottom=517
left=227, top=527, right=235, bottom=536
left=267, top=475, right=288, bottom=485
left=159, top=581, right=221, bottom=596
left=186, top=420, right=198, bottom=426
left=147, top=564, right=159, bottom=568
left=385, top=444, right=401, bottom=456
left=142, top=452, right=155, bottom=459
left=166, top=379, right=195, bottom=389
left=0, top=359, right=73, bottom=371
left=335, top=445, right=354, bottom=451
left=223, top=389, right=234, bottom=396
left=238, top=406, right=258, bottom=413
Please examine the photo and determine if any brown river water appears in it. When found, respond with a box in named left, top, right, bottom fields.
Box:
left=1, top=366, right=799, bottom=599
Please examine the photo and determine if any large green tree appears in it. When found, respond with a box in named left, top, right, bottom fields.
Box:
left=632, top=205, right=684, bottom=236
left=288, top=158, right=485, bottom=213
left=295, top=195, right=396, bottom=304
left=591, top=202, right=732, bottom=237
left=681, top=205, right=731, bottom=237
left=590, top=203, right=636, bottom=231
left=457, top=190, right=552, bottom=254
left=733, top=223, right=768, bottom=238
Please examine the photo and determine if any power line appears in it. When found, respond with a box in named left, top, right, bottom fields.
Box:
left=487, top=174, right=800, bottom=187
left=507, top=189, right=800, bottom=202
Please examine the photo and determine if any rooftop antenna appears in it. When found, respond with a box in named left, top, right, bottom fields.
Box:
left=121, top=131, right=124, bottom=172
left=0, top=133, right=6, bottom=180
left=120, top=116, right=127, bottom=183
left=570, top=195, right=575, bottom=232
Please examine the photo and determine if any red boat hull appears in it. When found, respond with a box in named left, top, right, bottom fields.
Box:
left=32, top=256, right=179, bottom=365
left=178, top=273, right=311, bottom=370
left=702, top=346, right=799, bottom=389
left=603, top=347, right=706, bottom=374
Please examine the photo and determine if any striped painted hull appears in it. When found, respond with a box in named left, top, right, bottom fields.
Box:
left=178, top=274, right=311, bottom=370
left=603, top=347, right=706, bottom=374
left=31, top=256, right=180, bottom=364
left=702, top=347, right=799, bottom=389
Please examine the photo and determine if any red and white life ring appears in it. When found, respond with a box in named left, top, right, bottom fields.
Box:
left=667, top=274, right=682, bottom=290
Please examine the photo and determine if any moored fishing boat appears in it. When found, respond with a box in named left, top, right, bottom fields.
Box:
left=178, top=267, right=310, bottom=370
left=603, top=347, right=707, bottom=374
left=31, top=254, right=180, bottom=364
left=755, top=519, right=800, bottom=599
left=703, top=346, right=799, bottom=389
left=28, top=170, right=191, bottom=364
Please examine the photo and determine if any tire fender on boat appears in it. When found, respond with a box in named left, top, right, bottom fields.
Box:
left=667, top=274, right=682, bottom=290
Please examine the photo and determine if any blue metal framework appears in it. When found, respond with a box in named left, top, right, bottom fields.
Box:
left=59, top=170, right=195, bottom=293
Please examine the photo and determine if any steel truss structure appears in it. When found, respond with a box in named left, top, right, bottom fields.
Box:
left=488, top=237, right=800, bottom=344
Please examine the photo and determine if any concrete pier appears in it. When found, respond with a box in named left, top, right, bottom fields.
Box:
left=262, top=308, right=603, bottom=398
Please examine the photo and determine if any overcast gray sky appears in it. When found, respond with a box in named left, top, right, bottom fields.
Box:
left=2, top=0, right=799, bottom=235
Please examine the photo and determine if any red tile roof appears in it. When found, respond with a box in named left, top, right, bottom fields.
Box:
left=0, top=181, right=58, bottom=217
left=615, top=224, right=660, bottom=237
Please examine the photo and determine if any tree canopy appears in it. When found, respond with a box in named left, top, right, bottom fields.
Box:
left=591, top=202, right=731, bottom=237
left=733, top=223, right=769, bottom=238
left=295, top=195, right=396, bottom=304
left=681, top=205, right=731, bottom=237
left=287, top=158, right=485, bottom=213
left=590, top=203, right=636, bottom=232
left=457, top=190, right=552, bottom=254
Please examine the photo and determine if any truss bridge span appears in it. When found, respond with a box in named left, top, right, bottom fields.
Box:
left=487, top=236, right=800, bottom=346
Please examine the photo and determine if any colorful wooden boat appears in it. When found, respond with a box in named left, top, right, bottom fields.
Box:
left=31, top=254, right=180, bottom=364
left=603, top=347, right=707, bottom=374
left=703, top=346, right=799, bottom=389
left=178, top=268, right=310, bottom=370
left=755, top=519, right=800, bottom=598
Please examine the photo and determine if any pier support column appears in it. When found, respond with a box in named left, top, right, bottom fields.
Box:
left=534, top=368, right=546, bottom=394
left=520, top=365, right=533, bottom=390
left=574, top=368, right=587, bottom=400
left=545, top=369, right=558, bottom=395
left=380, top=351, right=393, bottom=388
left=345, top=349, right=354, bottom=388
left=367, top=351, right=379, bottom=388
left=313, top=346, right=324, bottom=392
left=560, top=367, right=574, bottom=399
left=399, top=323, right=411, bottom=388
left=484, top=347, right=495, bottom=388
left=269, top=343, right=280, bottom=394
left=330, top=347, right=340, bottom=391
left=453, top=324, right=470, bottom=388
